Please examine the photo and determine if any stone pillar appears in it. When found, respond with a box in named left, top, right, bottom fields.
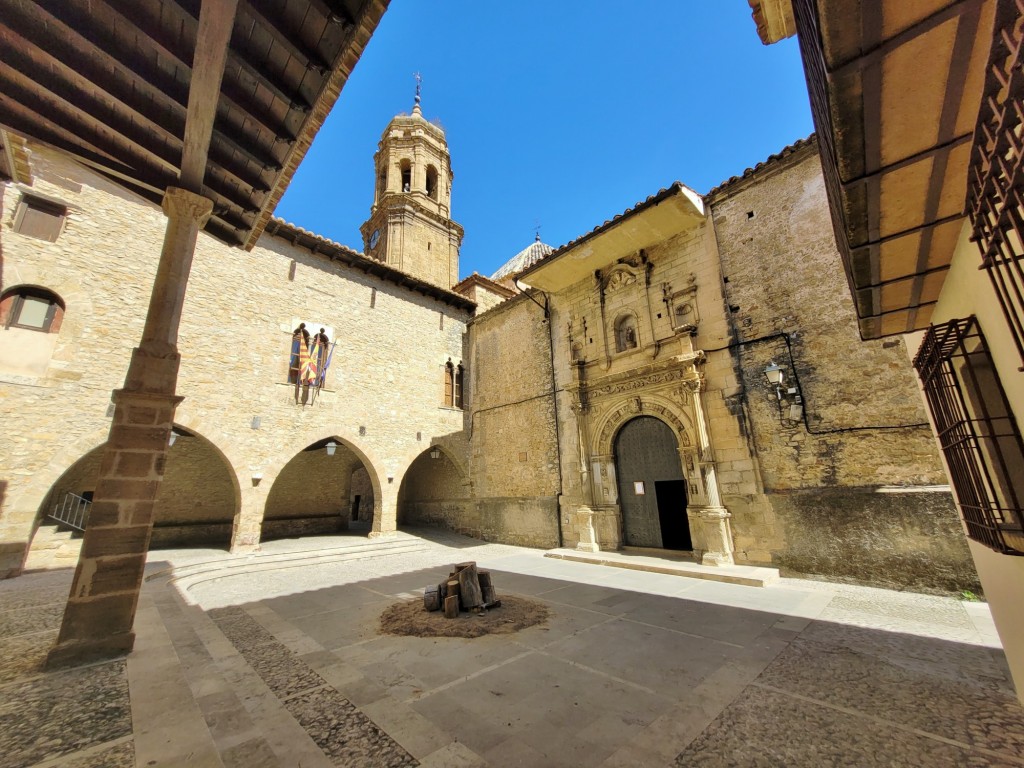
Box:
left=369, top=479, right=398, bottom=538
left=47, top=188, right=213, bottom=667
left=685, top=381, right=735, bottom=567
left=575, top=506, right=600, bottom=552
left=231, top=483, right=267, bottom=554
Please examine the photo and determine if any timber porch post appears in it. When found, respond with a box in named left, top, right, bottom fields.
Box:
left=46, top=189, right=213, bottom=666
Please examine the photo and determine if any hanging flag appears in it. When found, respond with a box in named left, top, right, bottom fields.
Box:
left=302, top=338, right=319, bottom=384
left=319, top=340, right=337, bottom=388
left=297, top=335, right=311, bottom=384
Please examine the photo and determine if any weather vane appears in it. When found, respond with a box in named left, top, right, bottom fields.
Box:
left=414, top=72, right=422, bottom=107
left=534, top=220, right=542, bottom=242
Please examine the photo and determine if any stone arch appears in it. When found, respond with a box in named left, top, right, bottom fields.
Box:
left=17, top=426, right=111, bottom=547
left=396, top=445, right=471, bottom=530
left=613, top=415, right=692, bottom=550
left=169, top=411, right=245, bottom=504
left=260, top=430, right=386, bottom=541
left=34, top=422, right=241, bottom=547
left=260, top=428, right=386, bottom=499
left=595, top=393, right=695, bottom=459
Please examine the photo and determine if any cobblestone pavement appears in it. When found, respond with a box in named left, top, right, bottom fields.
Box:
left=0, top=528, right=1021, bottom=767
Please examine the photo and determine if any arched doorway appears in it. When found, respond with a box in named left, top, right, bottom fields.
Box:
left=347, top=465, right=375, bottom=533
left=614, top=416, right=692, bottom=550
left=263, top=437, right=374, bottom=540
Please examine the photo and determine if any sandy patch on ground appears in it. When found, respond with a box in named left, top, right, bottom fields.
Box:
left=379, top=595, right=549, bottom=638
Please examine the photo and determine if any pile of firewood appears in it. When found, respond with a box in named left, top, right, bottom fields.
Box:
left=423, top=562, right=500, bottom=618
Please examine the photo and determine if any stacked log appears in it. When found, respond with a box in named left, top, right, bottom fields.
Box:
left=423, top=561, right=501, bottom=617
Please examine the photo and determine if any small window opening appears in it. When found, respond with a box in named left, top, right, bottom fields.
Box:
left=455, top=364, right=465, bottom=409
left=1, top=286, right=65, bottom=333
left=400, top=160, right=412, bottom=193
left=444, top=361, right=454, bottom=406
left=746, top=211, right=755, bottom=219
left=14, top=195, right=66, bottom=242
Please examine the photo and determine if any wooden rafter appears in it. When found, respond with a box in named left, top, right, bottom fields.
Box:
left=0, top=0, right=390, bottom=247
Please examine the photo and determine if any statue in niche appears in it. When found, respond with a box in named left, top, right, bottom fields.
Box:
left=614, top=314, right=638, bottom=352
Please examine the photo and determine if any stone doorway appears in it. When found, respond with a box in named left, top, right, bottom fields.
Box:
left=614, top=416, right=692, bottom=551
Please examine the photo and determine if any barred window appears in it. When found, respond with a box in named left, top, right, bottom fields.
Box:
left=914, top=317, right=1024, bottom=555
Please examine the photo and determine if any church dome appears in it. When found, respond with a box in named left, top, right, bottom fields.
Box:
left=491, top=235, right=554, bottom=282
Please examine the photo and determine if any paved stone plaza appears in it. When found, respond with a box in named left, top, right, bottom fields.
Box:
left=1, top=529, right=1022, bottom=767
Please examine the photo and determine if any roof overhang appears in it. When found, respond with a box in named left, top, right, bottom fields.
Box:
left=520, top=183, right=706, bottom=293
left=0, top=0, right=389, bottom=248
left=749, top=0, right=797, bottom=44
left=779, top=0, right=996, bottom=338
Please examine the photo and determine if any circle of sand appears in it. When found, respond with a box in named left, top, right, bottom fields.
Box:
left=379, top=595, right=549, bottom=638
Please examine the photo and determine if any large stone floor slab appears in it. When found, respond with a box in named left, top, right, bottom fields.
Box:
left=0, top=528, right=1020, bottom=767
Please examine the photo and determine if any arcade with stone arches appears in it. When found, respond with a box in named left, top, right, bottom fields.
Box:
left=27, top=429, right=404, bottom=565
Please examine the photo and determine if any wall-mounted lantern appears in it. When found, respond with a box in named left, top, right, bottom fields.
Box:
left=429, top=446, right=441, bottom=460
left=762, top=362, right=803, bottom=427
left=325, top=440, right=337, bottom=456
left=763, top=362, right=784, bottom=386
left=168, top=429, right=178, bottom=447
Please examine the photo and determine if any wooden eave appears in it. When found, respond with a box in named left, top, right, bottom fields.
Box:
left=792, top=0, right=996, bottom=338
left=0, top=0, right=389, bottom=248
left=520, top=183, right=706, bottom=293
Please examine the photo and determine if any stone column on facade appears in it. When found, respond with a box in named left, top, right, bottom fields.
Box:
left=574, top=506, right=600, bottom=552
left=369, top=479, right=398, bottom=538
left=46, top=188, right=213, bottom=667
left=569, top=361, right=602, bottom=550
left=685, top=379, right=735, bottom=566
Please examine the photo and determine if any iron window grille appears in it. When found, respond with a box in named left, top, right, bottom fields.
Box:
left=914, top=317, right=1024, bottom=555
left=968, top=0, right=1024, bottom=367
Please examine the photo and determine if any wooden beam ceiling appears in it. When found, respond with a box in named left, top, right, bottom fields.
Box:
left=792, top=0, right=996, bottom=338
left=0, top=0, right=389, bottom=247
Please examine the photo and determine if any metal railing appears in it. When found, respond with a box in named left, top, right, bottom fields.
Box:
left=914, top=317, right=1024, bottom=554
left=49, top=491, right=91, bottom=532
left=968, top=0, right=1024, bottom=367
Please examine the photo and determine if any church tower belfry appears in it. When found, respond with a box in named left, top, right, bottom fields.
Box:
left=360, top=79, right=463, bottom=289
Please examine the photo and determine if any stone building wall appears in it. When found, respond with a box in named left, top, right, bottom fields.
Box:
left=0, top=144, right=471, bottom=575
left=706, top=141, right=977, bottom=590
left=462, top=295, right=562, bottom=548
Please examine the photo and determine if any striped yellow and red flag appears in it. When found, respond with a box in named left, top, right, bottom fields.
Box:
left=302, top=339, right=319, bottom=384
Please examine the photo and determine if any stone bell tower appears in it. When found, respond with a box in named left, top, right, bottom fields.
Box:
left=360, top=78, right=463, bottom=289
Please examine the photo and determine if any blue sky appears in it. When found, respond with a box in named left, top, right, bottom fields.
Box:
left=276, top=1, right=813, bottom=279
